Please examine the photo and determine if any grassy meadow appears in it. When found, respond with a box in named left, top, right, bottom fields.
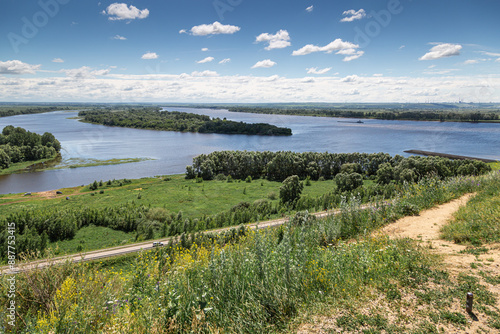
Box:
left=0, top=175, right=340, bottom=255
left=3, top=171, right=500, bottom=333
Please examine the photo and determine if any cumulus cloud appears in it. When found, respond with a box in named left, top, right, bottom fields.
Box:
left=191, top=70, right=219, bottom=77
left=306, top=5, right=314, bottom=12
left=52, top=58, right=64, bottom=63
left=196, top=57, right=214, bottom=64
left=113, top=35, right=127, bottom=40
left=219, top=58, right=231, bottom=64
left=251, top=59, right=276, bottom=69
left=62, top=66, right=110, bottom=78
left=141, top=52, right=158, bottom=60
left=0, top=60, right=41, bottom=75
left=187, top=21, right=240, bottom=36
left=102, top=3, right=149, bottom=21
left=201, top=48, right=209, bottom=52
left=341, top=75, right=359, bottom=83
left=419, top=43, right=462, bottom=60
left=306, top=67, right=331, bottom=75
left=340, top=9, right=366, bottom=22
left=255, top=30, right=291, bottom=50
left=292, top=39, right=363, bottom=61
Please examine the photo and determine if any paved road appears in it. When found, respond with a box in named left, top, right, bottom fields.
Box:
left=1, top=209, right=338, bottom=275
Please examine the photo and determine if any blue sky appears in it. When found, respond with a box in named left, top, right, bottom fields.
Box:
left=1, top=0, right=499, bottom=102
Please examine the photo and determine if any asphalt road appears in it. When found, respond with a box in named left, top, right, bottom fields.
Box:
left=1, top=209, right=337, bottom=275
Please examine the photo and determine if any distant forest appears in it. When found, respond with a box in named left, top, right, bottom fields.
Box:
left=0, top=126, right=61, bottom=169
left=79, top=108, right=292, bottom=136
left=0, top=106, right=67, bottom=118
left=224, top=107, right=500, bottom=122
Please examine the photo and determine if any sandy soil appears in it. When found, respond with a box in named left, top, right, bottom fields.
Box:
left=297, top=194, right=500, bottom=333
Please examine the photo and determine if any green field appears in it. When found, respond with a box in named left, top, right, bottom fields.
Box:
left=0, top=174, right=338, bottom=254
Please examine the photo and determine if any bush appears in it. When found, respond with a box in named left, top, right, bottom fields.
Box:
left=279, top=175, right=304, bottom=207
left=335, top=173, right=363, bottom=192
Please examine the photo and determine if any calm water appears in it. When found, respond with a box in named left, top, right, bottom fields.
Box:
left=0, top=108, right=499, bottom=194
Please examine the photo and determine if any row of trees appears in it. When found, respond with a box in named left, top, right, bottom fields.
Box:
left=186, top=151, right=491, bottom=182
left=79, top=108, right=292, bottom=136
left=226, top=106, right=500, bottom=122
left=0, top=106, right=66, bottom=118
left=0, top=126, right=61, bottom=169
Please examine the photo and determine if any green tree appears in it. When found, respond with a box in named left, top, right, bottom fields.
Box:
left=279, top=175, right=304, bottom=207
left=376, top=163, right=394, bottom=184
left=0, top=148, right=11, bottom=169
left=335, top=172, right=363, bottom=192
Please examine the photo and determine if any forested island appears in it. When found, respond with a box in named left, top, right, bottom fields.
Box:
left=0, top=125, right=61, bottom=170
left=78, top=108, right=292, bottom=136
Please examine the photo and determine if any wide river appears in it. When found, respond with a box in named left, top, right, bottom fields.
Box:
left=0, top=107, right=499, bottom=194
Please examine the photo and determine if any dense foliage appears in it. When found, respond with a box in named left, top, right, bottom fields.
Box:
left=0, top=126, right=61, bottom=169
left=226, top=106, right=500, bottom=122
left=79, top=108, right=292, bottom=136
left=0, top=106, right=66, bottom=118
left=186, top=151, right=491, bottom=182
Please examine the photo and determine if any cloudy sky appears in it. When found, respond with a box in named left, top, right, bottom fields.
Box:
left=1, top=0, right=499, bottom=103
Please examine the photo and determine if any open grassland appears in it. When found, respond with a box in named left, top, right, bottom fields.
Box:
left=0, top=174, right=333, bottom=217
left=0, top=175, right=338, bottom=255
left=3, top=171, right=498, bottom=333
left=442, top=171, right=500, bottom=246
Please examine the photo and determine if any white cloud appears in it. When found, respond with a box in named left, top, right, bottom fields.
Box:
left=292, top=39, right=363, bottom=61
left=306, top=5, right=314, bottom=12
left=201, top=48, right=209, bottom=52
left=463, top=59, right=478, bottom=65
left=102, top=3, right=149, bottom=21
left=196, top=57, right=214, bottom=64
left=341, top=75, right=359, bottom=83
left=113, top=35, right=127, bottom=40
left=179, top=29, right=187, bottom=34
left=188, top=21, right=240, bottom=36
left=343, top=51, right=364, bottom=62
left=141, top=52, right=158, bottom=60
left=52, top=58, right=64, bottom=63
left=255, top=30, right=291, bottom=50
left=3, top=73, right=500, bottom=103
left=419, top=43, right=462, bottom=60
left=373, top=73, right=383, bottom=77
left=340, top=9, right=366, bottom=22
left=306, top=67, right=331, bottom=75
left=480, top=51, right=500, bottom=57
left=251, top=59, right=276, bottom=69
left=399, top=45, right=406, bottom=50
left=62, top=66, right=110, bottom=78
left=191, top=70, right=219, bottom=77
left=219, top=58, right=231, bottom=64
left=0, top=60, right=41, bottom=74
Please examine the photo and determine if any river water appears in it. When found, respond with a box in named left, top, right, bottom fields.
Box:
left=0, top=107, right=499, bottom=194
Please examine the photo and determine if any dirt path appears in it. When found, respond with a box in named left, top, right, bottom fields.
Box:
left=299, top=194, right=500, bottom=333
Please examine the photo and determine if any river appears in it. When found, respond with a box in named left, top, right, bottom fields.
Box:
left=0, top=107, right=499, bottom=194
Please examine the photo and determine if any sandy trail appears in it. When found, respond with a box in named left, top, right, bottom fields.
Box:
left=299, top=193, right=500, bottom=333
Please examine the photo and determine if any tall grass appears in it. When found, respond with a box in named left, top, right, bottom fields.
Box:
left=1, top=173, right=492, bottom=333
left=442, top=170, right=500, bottom=245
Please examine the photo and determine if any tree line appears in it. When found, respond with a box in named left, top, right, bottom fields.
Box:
left=225, top=106, right=500, bottom=123
left=186, top=151, right=491, bottom=182
left=0, top=126, right=61, bottom=169
left=0, top=106, right=67, bottom=118
left=79, top=108, right=292, bottom=136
